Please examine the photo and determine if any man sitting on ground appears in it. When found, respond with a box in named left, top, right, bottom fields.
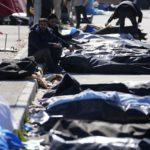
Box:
left=28, top=18, right=63, bottom=73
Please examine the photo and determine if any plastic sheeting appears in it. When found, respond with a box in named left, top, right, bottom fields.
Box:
left=49, top=130, right=150, bottom=150
left=94, top=26, right=147, bottom=40
left=50, top=119, right=150, bottom=139
left=43, top=74, right=150, bottom=99
left=86, top=0, right=106, bottom=15
left=46, top=89, right=150, bottom=123
left=0, top=96, right=14, bottom=131
left=61, top=54, right=150, bottom=74
left=0, top=126, right=24, bottom=150
left=61, top=31, right=150, bottom=74
left=61, top=27, right=78, bottom=36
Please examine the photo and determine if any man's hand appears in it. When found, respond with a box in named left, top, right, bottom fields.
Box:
left=52, top=43, right=62, bottom=49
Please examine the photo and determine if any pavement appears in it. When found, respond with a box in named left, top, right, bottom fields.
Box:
left=0, top=25, right=37, bottom=130
left=0, top=80, right=37, bottom=129
left=0, top=10, right=150, bottom=131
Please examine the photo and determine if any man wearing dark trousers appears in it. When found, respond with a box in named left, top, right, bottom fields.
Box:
left=72, top=0, right=90, bottom=28
left=105, top=0, right=143, bottom=38
left=41, top=0, right=53, bottom=18
left=28, top=18, right=63, bottom=72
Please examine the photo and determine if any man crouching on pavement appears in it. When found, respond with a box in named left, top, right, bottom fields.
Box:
left=105, top=0, right=143, bottom=39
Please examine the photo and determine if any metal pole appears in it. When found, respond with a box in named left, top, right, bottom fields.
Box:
left=18, top=24, right=21, bottom=41
left=4, top=34, right=7, bottom=50
left=34, top=0, right=41, bottom=25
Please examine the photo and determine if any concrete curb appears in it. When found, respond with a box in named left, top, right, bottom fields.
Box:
left=11, top=37, right=38, bottom=130
left=12, top=80, right=38, bottom=130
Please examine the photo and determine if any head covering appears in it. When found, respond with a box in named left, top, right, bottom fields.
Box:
left=39, top=18, right=48, bottom=22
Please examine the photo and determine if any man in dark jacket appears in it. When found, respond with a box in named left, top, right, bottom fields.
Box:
left=105, top=0, right=143, bottom=37
left=48, top=14, right=73, bottom=41
left=48, top=14, right=79, bottom=51
left=28, top=18, right=63, bottom=72
left=41, top=0, right=53, bottom=18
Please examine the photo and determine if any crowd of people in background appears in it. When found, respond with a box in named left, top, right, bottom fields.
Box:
left=26, top=0, right=142, bottom=28
left=27, top=0, right=90, bottom=29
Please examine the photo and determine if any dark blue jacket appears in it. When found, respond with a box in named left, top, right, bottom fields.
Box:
left=28, top=26, right=60, bottom=56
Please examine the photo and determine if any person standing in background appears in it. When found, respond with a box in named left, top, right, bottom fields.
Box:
left=41, top=0, right=53, bottom=18
left=26, top=0, right=34, bottom=27
left=33, top=0, right=53, bottom=25
left=64, top=0, right=74, bottom=25
left=72, top=0, right=90, bottom=28
left=53, top=0, right=62, bottom=20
